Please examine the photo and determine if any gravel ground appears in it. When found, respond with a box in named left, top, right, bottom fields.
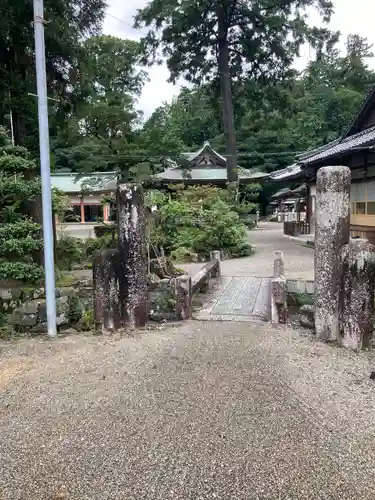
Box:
left=1, top=322, right=375, bottom=499
left=221, top=222, right=314, bottom=280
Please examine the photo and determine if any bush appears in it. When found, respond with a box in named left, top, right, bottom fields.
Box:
left=94, top=224, right=117, bottom=238
left=149, top=185, right=252, bottom=260
left=0, top=139, right=43, bottom=284
left=55, top=236, right=84, bottom=270
left=84, top=233, right=116, bottom=260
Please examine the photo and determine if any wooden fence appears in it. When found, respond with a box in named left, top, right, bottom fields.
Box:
left=283, top=221, right=310, bottom=237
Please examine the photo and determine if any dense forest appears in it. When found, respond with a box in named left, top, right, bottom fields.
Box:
left=1, top=0, right=375, bottom=180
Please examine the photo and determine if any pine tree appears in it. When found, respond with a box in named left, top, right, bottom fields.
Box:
left=0, top=129, right=43, bottom=283
left=135, top=0, right=333, bottom=182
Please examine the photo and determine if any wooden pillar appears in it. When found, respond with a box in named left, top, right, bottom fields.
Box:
left=117, top=184, right=148, bottom=330
left=80, top=196, right=85, bottom=224
left=305, top=182, right=311, bottom=232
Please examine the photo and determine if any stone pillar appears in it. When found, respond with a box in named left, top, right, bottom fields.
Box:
left=315, top=166, right=350, bottom=342
left=117, top=184, right=148, bottom=330
left=273, top=250, right=284, bottom=277
left=93, top=249, right=122, bottom=334
left=174, top=276, right=192, bottom=320
left=271, top=251, right=287, bottom=324
left=210, top=250, right=221, bottom=278
left=340, top=239, right=375, bottom=350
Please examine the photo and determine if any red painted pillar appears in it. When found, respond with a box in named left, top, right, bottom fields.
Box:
left=80, top=197, right=85, bottom=223
left=103, top=204, right=109, bottom=222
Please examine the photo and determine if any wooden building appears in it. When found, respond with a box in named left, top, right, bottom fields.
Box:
left=51, top=172, right=117, bottom=238
left=273, top=86, right=375, bottom=242
left=51, top=143, right=264, bottom=237
left=156, top=141, right=264, bottom=185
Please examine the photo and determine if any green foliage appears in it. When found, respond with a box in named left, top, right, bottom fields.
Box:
left=0, top=143, right=43, bottom=283
left=53, top=35, right=146, bottom=177
left=55, top=236, right=84, bottom=271
left=2, top=0, right=375, bottom=201
left=137, top=31, right=375, bottom=188
left=77, top=309, right=94, bottom=331
left=55, top=232, right=117, bottom=271
left=149, top=185, right=252, bottom=259
left=0, top=262, right=43, bottom=282
left=135, top=0, right=333, bottom=180
left=135, top=0, right=332, bottom=84
left=93, top=225, right=116, bottom=238
left=0, top=0, right=106, bottom=154
left=84, top=234, right=116, bottom=260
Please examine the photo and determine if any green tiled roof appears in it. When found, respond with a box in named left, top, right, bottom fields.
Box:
left=51, top=172, right=117, bottom=193
left=156, top=142, right=263, bottom=183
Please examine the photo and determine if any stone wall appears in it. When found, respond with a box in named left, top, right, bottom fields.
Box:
left=1, top=279, right=93, bottom=334
left=1, top=275, right=190, bottom=334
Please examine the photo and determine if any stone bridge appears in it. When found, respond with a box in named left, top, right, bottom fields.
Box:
left=195, top=222, right=314, bottom=322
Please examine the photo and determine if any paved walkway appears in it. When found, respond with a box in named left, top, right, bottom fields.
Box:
left=221, top=222, right=314, bottom=281
left=1, top=322, right=375, bottom=499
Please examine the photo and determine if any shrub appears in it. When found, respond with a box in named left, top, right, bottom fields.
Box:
left=84, top=234, right=116, bottom=259
left=94, top=224, right=117, bottom=238
left=0, top=137, right=43, bottom=283
left=55, top=236, right=84, bottom=270
left=149, top=185, right=252, bottom=260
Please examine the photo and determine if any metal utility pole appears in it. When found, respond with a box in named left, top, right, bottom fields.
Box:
left=33, top=0, right=57, bottom=338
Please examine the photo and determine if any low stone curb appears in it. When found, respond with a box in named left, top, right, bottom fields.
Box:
left=283, top=234, right=315, bottom=248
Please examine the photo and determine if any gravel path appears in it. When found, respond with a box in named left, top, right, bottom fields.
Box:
left=221, top=222, right=314, bottom=280
left=1, top=322, right=375, bottom=499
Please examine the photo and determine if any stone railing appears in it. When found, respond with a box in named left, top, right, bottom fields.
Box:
left=191, top=251, right=221, bottom=294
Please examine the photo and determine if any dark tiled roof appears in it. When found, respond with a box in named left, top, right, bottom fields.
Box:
left=302, top=125, right=375, bottom=166
left=271, top=184, right=305, bottom=199
left=269, top=163, right=302, bottom=181
left=296, top=139, right=341, bottom=161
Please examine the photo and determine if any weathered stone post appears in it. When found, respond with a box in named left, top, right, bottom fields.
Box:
left=340, top=239, right=375, bottom=350
left=315, top=166, right=350, bottom=342
left=117, top=184, right=148, bottom=330
left=93, top=249, right=122, bottom=334
left=174, top=276, right=192, bottom=320
left=210, top=250, right=221, bottom=278
left=271, top=250, right=287, bottom=324
left=273, top=250, right=284, bottom=278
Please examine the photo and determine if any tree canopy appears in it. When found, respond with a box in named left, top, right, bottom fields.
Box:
left=0, top=1, right=375, bottom=182
left=134, top=0, right=334, bottom=180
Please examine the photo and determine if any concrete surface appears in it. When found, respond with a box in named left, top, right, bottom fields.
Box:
left=56, top=223, right=97, bottom=240
left=197, top=276, right=271, bottom=322
left=1, top=322, right=375, bottom=499
left=221, top=222, right=314, bottom=281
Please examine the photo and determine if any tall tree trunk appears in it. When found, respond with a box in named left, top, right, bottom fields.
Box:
left=218, top=14, right=238, bottom=183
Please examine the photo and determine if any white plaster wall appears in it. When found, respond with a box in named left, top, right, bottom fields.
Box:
left=67, top=194, right=104, bottom=204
